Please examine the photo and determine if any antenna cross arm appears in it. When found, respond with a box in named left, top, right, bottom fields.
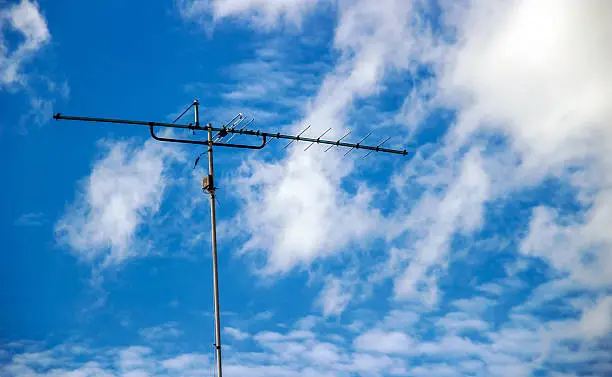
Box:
left=53, top=113, right=407, bottom=156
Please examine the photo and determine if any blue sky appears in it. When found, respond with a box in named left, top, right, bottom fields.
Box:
left=2, top=0, right=612, bottom=376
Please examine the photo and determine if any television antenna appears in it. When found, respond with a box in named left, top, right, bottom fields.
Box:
left=53, top=100, right=408, bottom=377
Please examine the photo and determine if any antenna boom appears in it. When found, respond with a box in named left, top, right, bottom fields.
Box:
left=53, top=113, right=408, bottom=156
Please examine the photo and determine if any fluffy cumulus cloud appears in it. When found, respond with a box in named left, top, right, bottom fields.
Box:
left=436, top=0, right=612, bottom=347
left=231, top=150, right=385, bottom=274
left=4, top=302, right=610, bottom=376
left=353, top=329, right=413, bottom=355
left=441, top=0, right=612, bottom=288
left=56, top=139, right=184, bottom=267
left=316, top=274, right=355, bottom=317
left=224, top=326, right=250, bottom=341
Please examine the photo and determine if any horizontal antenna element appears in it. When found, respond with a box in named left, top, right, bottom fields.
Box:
left=305, top=127, right=332, bottom=151
left=363, top=136, right=392, bottom=158
left=344, top=132, right=372, bottom=156
left=283, top=125, right=311, bottom=149
left=324, top=131, right=351, bottom=152
left=52, top=114, right=408, bottom=156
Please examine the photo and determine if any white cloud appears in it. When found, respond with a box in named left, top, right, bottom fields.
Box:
left=200, top=43, right=324, bottom=127
left=443, top=0, right=612, bottom=169
left=231, top=150, right=386, bottom=274
left=295, top=315, right=319, bottom=330
left=33, top=3, right=612, bottom=377
left=409, top=363, right=461, bottom=377
left=521, top=204, right=612, bottom=288
left=354, top=0, right=612, bottom=339
left=349, top=353, right=405, bottom=376
left=477, top=282, right=505, bottom=296
left=55, top=139, right=184, bottom=267
left=224, top=326, right=249, bottom=341
left=20, top=96, right=53, bottom=127
left=14, top=212, right=45, bottom=227
left=392, top=149, right=490, bottom=303
left=452, top=296, right=495, bottom=314
left=123, top=371, right=149, bottom=377
left=579, top=295, right=612, bottom=339
left=417, top=335, right=486, bottom=359
left=0, top=0, right=50, bottom=87
left=4, top=308, right=611, bottom=377
left=220, top=45, right=320, bottom=107
left=316, top=275, right=354, bottom=317
left=437, top=312, right=489, bottom=333
left=226, top=0, right=439, bottom=275
left=0, top=1, right=60, bottom=128
left=306, top=342, right=343, bottom=366
left=11, top=350, right=55, bottom=367
left=253, top=310, right=274, bottom=321
left=139, top=322, right=182, bottom=342
left=381, top=309, right=420, bottom=330
left=118, top=346, right=152, bottom=371
left=353, top=329, right=413, bottom=355
left=178, top=0, right=324, bottom=29
left=434, top=0, right=612, bottom=303
left=253, top=329, right=315, bottom=343
left=162, top=353, right=209, bottom=370
left=249, top=328, right=349, bottom=370
left=176, top=5, right=612, bottom=364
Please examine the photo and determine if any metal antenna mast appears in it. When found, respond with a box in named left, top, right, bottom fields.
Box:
left=53, top=100, right=408, bottom=377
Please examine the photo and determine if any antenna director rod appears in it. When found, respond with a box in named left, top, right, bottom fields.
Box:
left=53, top=114, right=408, bottom=155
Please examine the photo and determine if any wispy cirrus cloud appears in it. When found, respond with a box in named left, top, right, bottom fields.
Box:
left=220, top=45, right=322, bottom=109
left=185, top=40, right=328, bottom=129
left=139, top=322, right=183, bottom=342
left=220, top=0, right=436, bottom=280
left=316, top=273, right=356, bottom=317
left=1, top=1, right=70, bottom=129
left=14, top=212, right=45, bottom=227
left=0, top=0, right=50, bottom=88
left=177, top=0, right=326, bottom=30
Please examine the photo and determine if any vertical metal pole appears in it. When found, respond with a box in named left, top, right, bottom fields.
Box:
left=196, top=100, right=223, bottom=377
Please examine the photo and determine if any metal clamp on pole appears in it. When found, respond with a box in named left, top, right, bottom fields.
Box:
left=202, top=174, right=214, bottom=192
